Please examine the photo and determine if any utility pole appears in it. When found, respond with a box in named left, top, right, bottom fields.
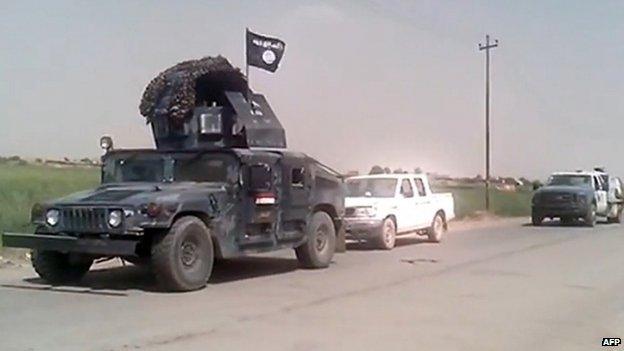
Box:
left=478, top=34, right=499, bottom=212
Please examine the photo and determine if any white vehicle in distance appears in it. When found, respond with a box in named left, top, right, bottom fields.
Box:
left=344, top=174, right=455, bottom=249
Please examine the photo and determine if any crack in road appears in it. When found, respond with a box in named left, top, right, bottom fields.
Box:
left=400, top=258, right=439, bottom=264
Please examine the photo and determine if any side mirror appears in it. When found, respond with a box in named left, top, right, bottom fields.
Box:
left=248, top=164, right=272, bottom=192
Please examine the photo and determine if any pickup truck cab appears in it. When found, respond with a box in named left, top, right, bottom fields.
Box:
left=344, top=174, right=455, bottom=249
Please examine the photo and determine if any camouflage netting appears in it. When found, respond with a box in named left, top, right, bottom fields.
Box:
left=139, top=56, right=247, bottom=123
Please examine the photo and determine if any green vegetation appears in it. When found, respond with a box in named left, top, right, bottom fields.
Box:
left=0, top=164, right=99, bottom=239
left=434, top=185, right=534, bottom=218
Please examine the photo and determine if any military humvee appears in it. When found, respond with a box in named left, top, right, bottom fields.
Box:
left=2, top=57, right=345, bottom=291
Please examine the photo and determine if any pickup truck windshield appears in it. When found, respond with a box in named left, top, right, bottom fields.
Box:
left=102, top=153, right=236, bottom=183
left=547, top=175, right=591, bottom=187
left=346, top=178, right=397, bottom=198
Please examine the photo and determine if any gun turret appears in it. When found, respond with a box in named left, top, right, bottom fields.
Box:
left=139, top=56, right=286, bottom=150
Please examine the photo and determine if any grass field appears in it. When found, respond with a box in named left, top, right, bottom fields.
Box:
left=0, top=163, right=533, bottom=244
left=433, top=185, right=533, bottom=218
left=0, top=164, right=99, bottom=238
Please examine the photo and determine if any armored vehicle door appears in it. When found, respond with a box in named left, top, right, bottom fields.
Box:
left=238, top=155, right=283, bottom=249
left=278, top=156, right=311, bottom=237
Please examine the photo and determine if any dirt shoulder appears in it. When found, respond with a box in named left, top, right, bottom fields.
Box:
left=0, top=248, right=30, bottom=268
left=449, top=213, right=528, bottom=232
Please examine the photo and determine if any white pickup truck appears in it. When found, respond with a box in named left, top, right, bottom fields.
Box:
left=344, top=174, right=455, bottom=249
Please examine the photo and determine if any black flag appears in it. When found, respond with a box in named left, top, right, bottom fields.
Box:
left=246, top=29, right=286, bottom=73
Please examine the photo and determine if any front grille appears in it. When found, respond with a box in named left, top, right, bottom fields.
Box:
left=60, top=208, right=109, bottom=232
left=541, top=193, right=574, bottom=203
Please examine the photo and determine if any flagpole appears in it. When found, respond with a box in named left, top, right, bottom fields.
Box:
left=245, top=27, right=252, bottom=107
left=246, top=63, right=251, bottom=101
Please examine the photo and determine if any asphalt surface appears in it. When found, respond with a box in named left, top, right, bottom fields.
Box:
left=0, top=218, right=622, bottom=351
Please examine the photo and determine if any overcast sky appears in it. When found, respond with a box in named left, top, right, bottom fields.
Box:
left=2, top=1, right=623, bottom=179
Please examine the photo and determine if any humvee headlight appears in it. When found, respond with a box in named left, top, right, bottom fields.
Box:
left=45, top=209, right=60, bottom=226
left=108, top=210, right=123, bottom=228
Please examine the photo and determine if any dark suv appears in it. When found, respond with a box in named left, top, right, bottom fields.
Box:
left=531, top=171, right=618, bottom=227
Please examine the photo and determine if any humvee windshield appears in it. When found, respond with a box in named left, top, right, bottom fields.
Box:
left=102, top=152, right=237, bottom=183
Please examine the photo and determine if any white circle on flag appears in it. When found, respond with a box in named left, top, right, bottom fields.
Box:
left=262, top=50, right=276, bottom=64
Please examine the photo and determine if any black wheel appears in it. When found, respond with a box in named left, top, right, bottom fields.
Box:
left=531, top=211, right=543, bottom=226
left=295, top=211, right=336, bottom=268
left=31, top=250, right=92, bottom=285
left=584, top=204, right=597, bottom=227
left=151, top=216, right=214, bottom=292
left=427, top=212, right=446, bottom=243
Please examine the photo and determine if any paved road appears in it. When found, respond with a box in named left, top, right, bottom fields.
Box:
left=1, top=218, right=622, bottom=351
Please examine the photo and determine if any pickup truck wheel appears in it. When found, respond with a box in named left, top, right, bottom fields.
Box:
left=151, top=216, right=214, bottom=292
left=31, top=250, right=92, bottom=285
left=531, top=212, right=543, bottom=226
left=296, top=211, right=336, bottom=268
left=608, top=205, right=623, bottom=224
left=374, top=217, right=396, bottom=250
left=584, top=204, right=597, bottom=227
left=427, top=212, right=445, bottom=243
left=615, top=206, right=623, bottom=224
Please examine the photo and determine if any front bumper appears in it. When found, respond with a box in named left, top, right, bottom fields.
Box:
left=532, top=204, right=589, bottom=217
left=2, top=232, right=138, bottom=256
left=344, top=218, right=383, bottom=239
